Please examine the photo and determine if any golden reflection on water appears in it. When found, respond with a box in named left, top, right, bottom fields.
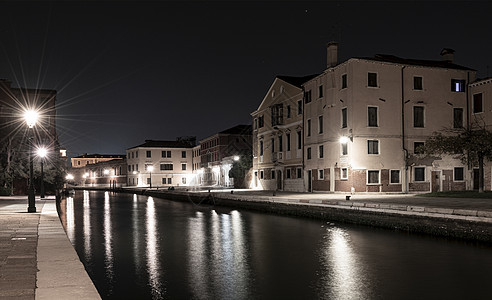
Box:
left=83, top=191, right=91, bottom=261
left=66, top=196, right=75, bottom=242
left=104, top=192, right=114, bottom=288
left=133, top=194, right=142, bottom=273
left=187, top=211, right=207, bottom=298
left=146, top=196, right=162, bottom=299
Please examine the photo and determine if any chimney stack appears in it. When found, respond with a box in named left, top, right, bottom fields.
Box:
left=327, top=42, right=338, bottom=68
left=440, top=48, right=455, bottom=63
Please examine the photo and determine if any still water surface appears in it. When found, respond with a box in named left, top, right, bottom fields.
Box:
left=59, top=190, right=492, bottom=300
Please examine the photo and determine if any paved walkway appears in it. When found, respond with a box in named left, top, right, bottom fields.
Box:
left=0, top=196, right=100, bottom=300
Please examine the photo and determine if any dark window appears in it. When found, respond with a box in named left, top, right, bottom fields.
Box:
left=297, top=168, right=302, bottom=178
left=271, top=103, right=284, bottom=126
left=453, top=108, right=463, bottom=128
left=390, top=170, right=400, bottom=184
left=182, top=164, right=186, bottom=170
left=341, top=143, right=348, bottom=155
left=168, top=178, right=172, bottom=184
left=307, top=119, right=311, bottom=136
left=160, top=164, right=173, bottom=170
left=341, top=168, right=348, bottom=179
left=318, top=115, right=323, bottom=134
left=260, top=170, right=264, bottom=179
left=368, top=72, right=378, bottom=87
left=473, top=93, right=483, bottom=113
left=414, top=76, right=423, bottom=90
left=162, top=178, right=166, bottom=184
left=319, top=145, right=324, bottom=158
left=454, top=167, right=464, bottom=181
left=278, top=135, right=283, bottom=152
left=287, top=105, right=291, bottom=118
left=318, top=85, right=323, bottom=98
left=286, top=133, right=291, bottom=151
left=414, top=142, right=425, bottom=154
left=341, top=108, right=347, bottom=128
left=182, top=151, right=186, bottom=158
left=451, top=79, right=465, bottom=92
left=368, top=170, right=380, bottom=184
left=342, top=74, right=347, bottom=89
left=414, top=167, right=425, bottom=181
left=297, top=131, right=302, bottom=149
left=258, top=115, right=264, bottom=128
left=307, top=147, right=312, bottom=160
left=161, top=151, right=166, bottom=158
left=305, top=90, right=312, bottom=103
left=368, top=140, right=379, bottom=154
left=368, top=107, right=378, bottom=127
left=146, top=150, right=151, bottom=158
left=297, top=100, right=302, bottom=115
left=260, top=140, right=264, bottom=156
left=286, top=169, right=291, bottom=179
left=271, top=138, right=275, bottom=153
left=167, top=151, right=171, bottom=158
left=413, top=106, right=424, bottom=128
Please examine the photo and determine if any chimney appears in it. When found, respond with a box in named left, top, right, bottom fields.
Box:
left=327, top=42, right=338, bottom=68
left=440, top=48, right=455, bottom=63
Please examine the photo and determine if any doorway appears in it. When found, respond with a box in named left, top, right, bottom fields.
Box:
left=431, top=171, right=441, bottom=192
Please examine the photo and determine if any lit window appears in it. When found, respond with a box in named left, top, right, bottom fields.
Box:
left=367, top=170, right=380, bottom=184
left=451, top=79, right=465, bottom=92
left=454, top=167, right=464, bottom=181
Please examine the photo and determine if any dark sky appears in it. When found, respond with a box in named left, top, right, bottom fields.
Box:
left=1, top=1, right=491, bottom=157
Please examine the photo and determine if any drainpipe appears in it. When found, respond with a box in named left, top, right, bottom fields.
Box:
left=301, top=86, right=306, bottom=192
left=401, top=66, right=408, bottom=193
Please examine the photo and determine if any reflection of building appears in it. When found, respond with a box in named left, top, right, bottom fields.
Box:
left=0, top=79, right=60, bottom=195
left=126, top=138, right=195, bottom=188
left=71, top=153, right=125, bottom=168
left=302, top=44, right=475, bottom=193
left=71, top=158, right=127, bottom=187
left=251, top=75, right=317, bottom=192
left=197, top=125, right=252, bottom=188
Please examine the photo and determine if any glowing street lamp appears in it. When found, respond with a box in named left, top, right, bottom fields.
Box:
left=147, top=165, right=154, bottom=188
left=24, top=109, right=39, bottom=213
left=339, top=136, right=351, bottom=144
left=37, top=147, right=48, bottom=199
left=233, top=155, right=240, bottom=161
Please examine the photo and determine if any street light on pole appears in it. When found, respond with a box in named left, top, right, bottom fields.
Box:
left=24, top=109, right=38, bottom=213
left=147, top=165, right=154, bottom=188
left=37, top=147, right=48, bottom=199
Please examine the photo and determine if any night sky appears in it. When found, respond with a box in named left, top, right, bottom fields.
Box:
left=1, top=1, right=491, bottom=157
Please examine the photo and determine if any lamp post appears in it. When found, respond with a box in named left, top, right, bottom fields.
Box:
left=37, top=147, right=48, bottom=199
left=147, top=165, right=154, bottom=188
left=24, top=110, right=38, bottom=213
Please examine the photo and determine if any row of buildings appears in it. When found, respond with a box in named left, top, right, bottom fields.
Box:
left=71, top=43, right=492, bottom=193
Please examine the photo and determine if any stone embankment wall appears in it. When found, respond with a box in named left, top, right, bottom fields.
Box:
left=74, top=187, right=492, bottom=243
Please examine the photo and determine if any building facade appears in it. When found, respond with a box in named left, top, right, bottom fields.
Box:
left=71, top=158, right=127, bottom=188
left=126, top=138, right=195, bottom=188
left=71, top=153, right=126, bottom=168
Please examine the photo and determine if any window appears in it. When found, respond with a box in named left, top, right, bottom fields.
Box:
left=368, top=140, right=379, bottom=154
left=160, top=164, right=173, bottom=170
left=307, top=119, right=311, bottom=136
left=136, top=151, right=138, bottom=158
left=271, top=103, right=284, bottom=126
left=287, top=105, right=291, bottom=118
left=341, top=107, right=347, bottom=128
left=368, top=72, right=378, bottom=87
left=451, top=79, right=465, bottom=92
left=390, top=170, right=400, bottom=184
left=297, top=168, right=302, bottom=179
left=318, top=85, right=323, bottom=98
left=341, top=74, right=347, bottom=89
left=131, top=152, right=134, bottom=159
left=307, top=147, right=312, bottom=160
left=260, top=170, right=264, bottom=179
left=414, top=76, right=423, bottom=90
left=182, top=151, right=186, bottom=158
left=128, top=165, right=131, bottom=172
left=147, top=178, right=151, bottom=184
left=297, top=131, right=302, bottom=149
left=413, top=106, right=425, bottom=128
left=286, top=133, right=291, bottom=151
left=286, top=169, right=291, bottom=179
left=368, top=107, right=378, bottom=127
left=146, top=150, right=151, bottom=158
left=341, top=143, right=348, bottom=155
left=319, top=169, right=324, bottom=180
left=414, top=142, right=425, bottom=154
left=271, top=138, right=275, bottom=153
left=168, top=178, right=172, bottom=184
left=162, top=178, right=166, bottom=184
left=318, top=115, right=323, bottom=134
left=271, top=170, right=275, bottom=179
left=162, top=151, right=166, bottom=158
left=259, top=140, right=264, bottom=156
left=341, top=168, right=348, bottom=180
left=297, top=100, right=302, bottom=115
left=254, top=118, right=258, bottom=129
left=182, top=178, right=186, bottom=184
left=367, top=170, right=380, bottom=184
left=181, top=163, right=186, bottom=170
left=414, top=167, right=425, bottom=181
left=473, top=93, right=483, bottom=114
left=278, top=135, right=283, bottom=152
left=319, top=145, right=324, bottom=158
left=305, top=90, right=312, bottom=103
left=454, top=167, right=464, bottom=181
left=453, top=108, right=463, bottom=128
left=258, top=115, right=264, bottom=128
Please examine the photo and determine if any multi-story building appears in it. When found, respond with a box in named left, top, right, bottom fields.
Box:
left=126, top=138, right=195, bottom=188
left=197, top=125, right=252, bottom=187
left=251, top=75, right=317, bottom=192
left=71, top=153, right=125, bottom=168
left=70, top=158, right=127, bottom=188
left=302, top=43, right=476, bottom=193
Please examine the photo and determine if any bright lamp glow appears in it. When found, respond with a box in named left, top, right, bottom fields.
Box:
left=66, top=174, right=74, bottom=180
left=233, top=155, right=240, bottom=161
left=339, top=136, right=350, bottom=144
left=104, top=169, right=110, bottom=175
left=37, top=147, right=48, bottom=158
left=24, top=110, right=39, bottom=128
left=147, top=166, right=154, bottom=172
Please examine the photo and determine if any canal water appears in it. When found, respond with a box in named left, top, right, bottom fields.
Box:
left=59, top=190, right=492, bottom=300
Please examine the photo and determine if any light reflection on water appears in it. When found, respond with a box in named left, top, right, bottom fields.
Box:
left=60, top=191, right=492, bottom=300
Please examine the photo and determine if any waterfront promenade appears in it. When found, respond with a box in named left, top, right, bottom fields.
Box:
left=0, top=190, right=491, bottom=299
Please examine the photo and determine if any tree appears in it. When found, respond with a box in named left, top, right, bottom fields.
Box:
left=229, top=154, right=253, bottom=188
left=423, top=123, right=492, bottom=193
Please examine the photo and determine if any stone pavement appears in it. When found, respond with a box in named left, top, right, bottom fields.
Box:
left=0, top=196, right=100, bottom=300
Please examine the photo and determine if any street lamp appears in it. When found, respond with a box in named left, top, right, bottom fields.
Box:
left=104, top=169, right=110, bottom=188
left=37, top=147, right=48, bottom=199
left=24, top=109, right=39, bottom=213
left=147, top=165, right=154, bottom=188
